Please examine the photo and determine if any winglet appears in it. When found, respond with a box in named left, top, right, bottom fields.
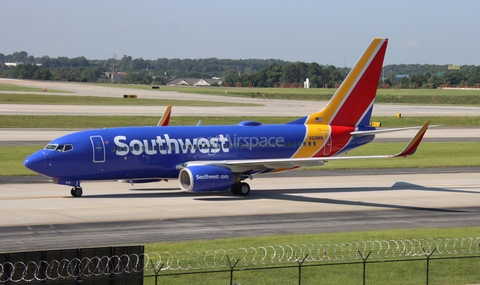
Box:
left=157, top=105, right=172, bottom=126
left=391, top=122, right=430, bottom=157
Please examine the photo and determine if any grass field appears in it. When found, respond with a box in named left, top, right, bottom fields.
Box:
left=0, top=93, right=261, bottom=106
left=146, top=227, right=480, bottom=255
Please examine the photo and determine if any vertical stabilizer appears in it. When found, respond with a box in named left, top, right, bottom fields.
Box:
left=306, top=38, right=388, bottom=127
left=157, top=105, right=172, bottom=126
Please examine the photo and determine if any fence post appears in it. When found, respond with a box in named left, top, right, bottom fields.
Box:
left=149, top=260, right=164, bottom=285
left=74, top=255, right=82, bottom=285
left=421, top=246, right=437, bottom=285
left=358, top=250, right=372, bottom=285
left=226, top=255, right=240, bottom=285
left=294, top=253, right=309, bottom=285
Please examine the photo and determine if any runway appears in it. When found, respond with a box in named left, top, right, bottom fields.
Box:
left=1, top=79, right=480, bottom=252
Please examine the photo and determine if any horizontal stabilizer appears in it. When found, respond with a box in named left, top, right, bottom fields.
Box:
left=351, top=124, right=434, bottom=137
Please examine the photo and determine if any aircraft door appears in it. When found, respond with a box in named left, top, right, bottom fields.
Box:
left=322, top=132, right=332, bottom=155
left=90, top=135, right=106, bottom=163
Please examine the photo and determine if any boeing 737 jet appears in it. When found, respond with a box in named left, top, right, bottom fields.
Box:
left=24, top=38, right=430, bottom=197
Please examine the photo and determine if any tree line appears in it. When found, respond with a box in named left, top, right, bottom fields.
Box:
left=1, top=51, right=480, bottom=88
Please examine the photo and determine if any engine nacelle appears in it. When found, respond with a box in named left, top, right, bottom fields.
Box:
left=179, top=165, right=233, bottom=192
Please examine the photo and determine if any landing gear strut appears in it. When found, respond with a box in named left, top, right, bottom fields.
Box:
left=70, top=186, right=83, bottom=197
left=231, top=182, right=250, bottom=196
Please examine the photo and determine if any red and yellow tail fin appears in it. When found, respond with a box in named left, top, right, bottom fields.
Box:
left=306, top=38, right=388, bottom=127
left=157, top=105, right=172, bottom=126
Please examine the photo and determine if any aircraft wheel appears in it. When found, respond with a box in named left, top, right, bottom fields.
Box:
left=237, top=182, right=250, bottom=196
left=71, top=187, right=83, bottom=197
left=231, top=184, right=239, bottom=195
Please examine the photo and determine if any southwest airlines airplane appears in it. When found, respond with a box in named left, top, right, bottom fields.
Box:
left=24, top=38, right=430, bottom=197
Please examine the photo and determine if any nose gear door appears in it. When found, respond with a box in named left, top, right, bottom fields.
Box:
left=90, top=135, right=106, bottom=163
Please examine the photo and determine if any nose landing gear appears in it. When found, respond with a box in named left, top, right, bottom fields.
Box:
left=70, top=186, right=83, bottom=197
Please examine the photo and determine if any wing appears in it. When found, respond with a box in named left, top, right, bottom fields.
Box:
left=177, top=122, right=430, bottom=172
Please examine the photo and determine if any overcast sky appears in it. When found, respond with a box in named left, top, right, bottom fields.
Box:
left=2, top=0, right=479, bottom=66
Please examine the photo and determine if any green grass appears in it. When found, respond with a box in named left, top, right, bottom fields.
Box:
left=146, top=227, right=480, bottom=254
left=0, top=93, right=261, bottom=106
left=0, top=146, right=40, bottom=176
left=0, top=115, right=479, bottom=128
left=6, top=142, right=480, bottom=176
left=143, top=227, right=480, bottom=284
left=0, top=83, right=66, bottom=93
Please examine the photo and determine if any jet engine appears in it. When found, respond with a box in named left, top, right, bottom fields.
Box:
left=179, top=165, right=234, bottom=192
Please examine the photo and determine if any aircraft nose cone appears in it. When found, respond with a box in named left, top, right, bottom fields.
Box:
left=24, top=151, right=46, bottom=174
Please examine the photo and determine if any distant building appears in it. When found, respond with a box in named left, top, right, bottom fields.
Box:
left=105, top=71, right=127, bottom=82
left=394, top=74, right=409, bottom=80
left=4, top=62, right=23, bottom=66
left=447, top=65, right=460, bottom=71
left=167, top=78, right=222, bottom=86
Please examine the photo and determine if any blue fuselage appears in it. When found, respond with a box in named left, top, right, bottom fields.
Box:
left=24, top=123, right=374, bottom=182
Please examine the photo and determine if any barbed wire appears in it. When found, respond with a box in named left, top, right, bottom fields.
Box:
left=1, top=237, right=479, bottom=282
left=147, top=237, right=480, bottom=271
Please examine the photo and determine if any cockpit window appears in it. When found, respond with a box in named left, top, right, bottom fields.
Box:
left=44, top=144, right=73, bottom=152
left=44, top=144, right=58, bottom=150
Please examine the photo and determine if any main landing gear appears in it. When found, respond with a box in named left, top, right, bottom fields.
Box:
left=70, top=186, right=83, bottom=197
left=231, top=182, right=250, bottom=196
